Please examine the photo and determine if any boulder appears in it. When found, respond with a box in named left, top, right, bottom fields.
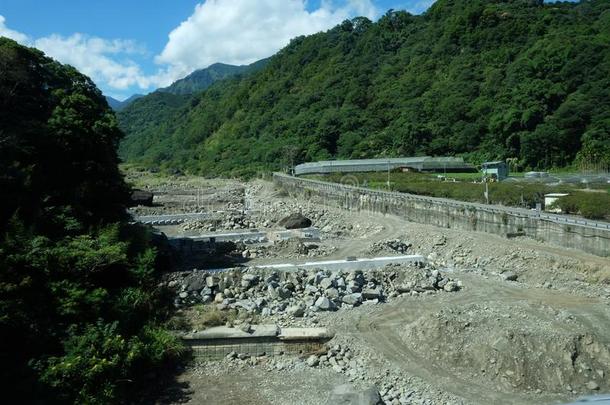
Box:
left=325, top=287, right=340, bottom=299
left=320, top=277, right=335, bottom=290
left=278, top=213, right=312, bottom=229
left=287, top=305, right=305, bottom=317
left=315, top=296, right=337, bottom=311
left=342, top=293, right=363, bottom=306
left=306, top=355, right=320, bottom=367
left=443, top=281, right=459, bottom=292
left=206, top=276, right=219, bottom=288
left=362, top=287, right=382, bottom=300
left=326, top=384, right=383, bottom=405
left=502, top=272, right=518, bottom=281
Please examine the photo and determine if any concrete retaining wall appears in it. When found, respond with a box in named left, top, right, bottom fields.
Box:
left=273, top=173, right=610, bottom=257
left=182, top=326, right=333, bottom=360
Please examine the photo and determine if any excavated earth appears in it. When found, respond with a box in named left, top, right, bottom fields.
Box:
left=126, top=172, right=610, bottom=405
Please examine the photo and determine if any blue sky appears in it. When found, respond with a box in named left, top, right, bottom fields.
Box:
left=0, top=0, right=571, bottom=99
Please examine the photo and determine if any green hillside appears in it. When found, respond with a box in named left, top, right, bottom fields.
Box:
left=119, top=0, right=610, bottom=177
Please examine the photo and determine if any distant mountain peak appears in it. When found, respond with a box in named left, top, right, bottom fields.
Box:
left=158, top=58, right=269, bottom=95
left=105, top=94, right=144, bottom=111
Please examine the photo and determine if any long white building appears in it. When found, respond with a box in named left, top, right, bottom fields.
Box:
left=294, top=157, right=475, bottom=175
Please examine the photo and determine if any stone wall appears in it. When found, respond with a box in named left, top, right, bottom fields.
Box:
left=273, top=173, right=610, bottom=257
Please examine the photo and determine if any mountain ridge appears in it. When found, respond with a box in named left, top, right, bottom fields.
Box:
left=158, top=59, right=269, bottom=95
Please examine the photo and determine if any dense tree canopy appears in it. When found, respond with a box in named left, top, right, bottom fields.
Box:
left=0, top=38, right=180, bottom=403
left=119, top=0, right=610, bottom=177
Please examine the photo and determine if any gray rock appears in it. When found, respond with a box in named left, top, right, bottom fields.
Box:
left=206, top=276, right=218, bottom=288
left=278, top=287, right=293, bottom=299
left=362, top=287, right=382, bottom=300
left=201, top=294, right=213, bottom=304
left=254, top=297, right=267, bottom=308
left=396, top=285, right=411, bottom=294
left=305, top=285, right=319, bottom=295
left=342, top=293, right=363, bottom=306
left=241, top=274, right=259, bottom=288
left=186, top=277, right=207, bottom=291
left=287, top=305, right=305, bottom=317
left=306, top=355, right=319, bottom=367
left=179, top=291, right=188, bottom=299
left=502, top=272, right=518, bottom=281
left=443, top=281, right=459, bottom=292
left=320, top=277, right=335, bottom=290
left=326, top=384, right=383, bottom=405
left=315, top=296, right=337, bottom=311
left=325, top=287, right=340, bottom=299
left=586, top=381, right=600, bottom=391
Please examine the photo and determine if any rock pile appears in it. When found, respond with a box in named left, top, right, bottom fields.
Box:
left=369, top=239, right=412, bottom=255
left=239, top=240, right=337, bottom=260
left=165, top=264, right=462, bottom=316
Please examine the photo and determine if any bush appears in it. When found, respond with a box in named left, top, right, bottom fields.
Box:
left=554, top=192, right=610, bottom=220
left=38, top=322, right=184, bottom=404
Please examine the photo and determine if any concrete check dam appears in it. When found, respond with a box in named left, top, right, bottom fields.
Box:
left=272, top=173, right=610, bottom=257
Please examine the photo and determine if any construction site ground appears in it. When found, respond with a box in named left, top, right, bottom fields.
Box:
left=127, top=172, right=610, bottom=405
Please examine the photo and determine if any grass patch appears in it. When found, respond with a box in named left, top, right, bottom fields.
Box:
left=167, top=305, right=261, bottom=332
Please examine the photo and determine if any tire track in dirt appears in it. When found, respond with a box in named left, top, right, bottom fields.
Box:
left=345, top=274, right=610, bottom=404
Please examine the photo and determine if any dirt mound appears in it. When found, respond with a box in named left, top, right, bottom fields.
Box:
left=402, top=302, right=610, bottom=395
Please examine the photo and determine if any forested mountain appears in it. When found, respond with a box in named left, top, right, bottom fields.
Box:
left=106, top=95, right=123, bottom=109
left=159, top=59, right=269, bottom=95
left=119, top=0, right=610, bottom=177
left=117, top=58, right=270, bottom=154
left=106, top=93, right=144, bottom=111
left=0, top=37, right=180, bottom=403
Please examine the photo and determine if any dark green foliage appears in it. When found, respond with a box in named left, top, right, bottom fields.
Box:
left=551, top=191, right=610, bottom=219
left=0, top=37, right=129, bottom=232
left=119, top=0, right=610, bottom=177
left=0, top=38, right=182, bottom=403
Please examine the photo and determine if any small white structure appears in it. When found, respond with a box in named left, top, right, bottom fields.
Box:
left=544, top=193, right=569, bottom=213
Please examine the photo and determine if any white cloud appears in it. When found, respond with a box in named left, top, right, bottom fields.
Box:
left=1, top=1, right=378, bottom=96
left=0, top=15, right=28, bottom=43
left=402, top=0, right=435, bottom=15
left=33, top=34, right=152, bottom=91
left=0, top=15, right=160, bottom=96
left=155, top=0, right=378, bottom=82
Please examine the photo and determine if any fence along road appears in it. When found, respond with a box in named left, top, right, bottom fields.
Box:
left=273, top=173, right=610, bottom=232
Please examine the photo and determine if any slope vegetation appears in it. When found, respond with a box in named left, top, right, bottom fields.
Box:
left=119, top=0, right=610, bottom=177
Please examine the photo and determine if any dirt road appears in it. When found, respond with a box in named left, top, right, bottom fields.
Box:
left=346, top=273, right=610, bottom=404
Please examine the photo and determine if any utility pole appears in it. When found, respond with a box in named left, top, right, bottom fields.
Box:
left=387, top=159, right=391, bottom=191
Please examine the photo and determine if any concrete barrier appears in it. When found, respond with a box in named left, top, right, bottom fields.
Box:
left=273, top=173, right=610, bottom=257
left=255, top=255, right=426, bottom=271
left=182, top=325, right=334, bottom=360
